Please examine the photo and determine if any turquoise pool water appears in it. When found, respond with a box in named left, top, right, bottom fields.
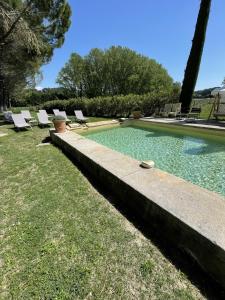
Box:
left=84, top=125, right=225, bottom=197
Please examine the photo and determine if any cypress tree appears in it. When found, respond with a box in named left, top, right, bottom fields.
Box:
left=179, top=0, right=212, bottom=112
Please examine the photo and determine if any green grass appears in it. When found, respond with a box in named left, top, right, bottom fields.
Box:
left=10, top=106, right=37, bottom=113
left=0, top=122, right=205, bottom=299
left=199, top=104, right=225, bottom=120
left=192, top=99, right=225, bottom=120
left=199, top=103, right=212, bottom=119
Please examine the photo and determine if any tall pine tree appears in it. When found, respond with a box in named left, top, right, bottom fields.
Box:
left=0, top=0, right=71, bottom=110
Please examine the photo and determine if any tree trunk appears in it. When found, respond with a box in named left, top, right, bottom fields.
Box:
left=5, top=87, right=10, bottom=108
left=0, top=44, right=6, bottom=112
left=179, top=0, right=211, bottom=113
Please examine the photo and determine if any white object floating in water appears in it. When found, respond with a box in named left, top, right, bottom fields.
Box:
left=140, top=160, right=155, bottom=169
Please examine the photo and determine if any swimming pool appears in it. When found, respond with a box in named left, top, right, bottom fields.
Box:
left=84, top=123, right=225, bottom=197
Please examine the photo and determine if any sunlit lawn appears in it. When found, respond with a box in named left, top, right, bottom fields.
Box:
left=0, top=120, right=205, bottom=299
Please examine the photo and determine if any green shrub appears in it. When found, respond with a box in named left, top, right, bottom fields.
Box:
left=11, top=106, right=37, bottom=113
left=42, top=92, right=173, bottom=117
left=11, top=88, right=75, bottom=107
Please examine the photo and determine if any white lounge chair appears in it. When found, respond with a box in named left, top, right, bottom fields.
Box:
left=12, top=114, right=32, bottom=130
left=3, top=111, right=13, bottom=123
left=159, top=103, right=173, bottom=117
left=74, top=110, right=89, bottom=122
left=39, top=110, right=49, bottom=118
left=37, top=113, right=52, bottom=127
left=21, top=110, right=35, bottom=121
left=169, top=103, right=181, bottom=117
left=53, top=109, right=60, bottom=116
left=57, top=111, right=71, bottom=123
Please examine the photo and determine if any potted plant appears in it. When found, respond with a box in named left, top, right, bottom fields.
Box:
left=132, top=107, right=142, bottom=119
left=53, top=115, right=67, bottom=133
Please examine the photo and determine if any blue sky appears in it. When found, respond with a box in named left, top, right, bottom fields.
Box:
left=39, top=0, right=225, bottom=91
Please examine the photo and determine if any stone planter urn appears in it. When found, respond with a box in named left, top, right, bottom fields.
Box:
left=132, top=110, right=142, bottom=119
left=53, top=115, right=66, bottom=133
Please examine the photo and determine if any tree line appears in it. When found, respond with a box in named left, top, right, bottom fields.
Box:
left=12, top=87, right=75, bottom=106
left=57, top=46, right=176, bottom=98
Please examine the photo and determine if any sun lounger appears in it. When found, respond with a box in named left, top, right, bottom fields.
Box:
left=169, top=103, right=181, bottom=117
left=53, top=109, right=60, bottom=115
left=74, top=110, right=89, bottom=122
left=37, top=113, right=52, bottom=127
left=177, top=106, right=201, bottom=120
left=214, top=103, right=225, bottom=119
left=187, top=107, right=201, bottom=118
left=39, top=110, right=49, bottom=118
left=12, top=114, right=32, bottom=130
left=159, top=103, right=182, bottom=118
left=21, top=110, right=35, bottom=121
left=57, top=111, right=71, bottom=123
left=3, top=111, right=13, bottom=123
left=159, top=103, right=173, bottom=117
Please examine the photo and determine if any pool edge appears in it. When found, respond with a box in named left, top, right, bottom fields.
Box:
left=130, top=118, right=225, bottom=137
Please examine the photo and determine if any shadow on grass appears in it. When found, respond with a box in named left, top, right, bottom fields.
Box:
left=8, top=125, right=51, bottom=133
left=0, top=120, right=11, bottom=126
left=9, top=127, right=31, bottom=132
left=41, top=136, right=52, bottom=143
left=57, top=146, right=225, bottom=300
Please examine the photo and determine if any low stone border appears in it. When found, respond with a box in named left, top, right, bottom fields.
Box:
left=50, top=129, right=225, bottom=289
left=86, top=119, right=119, bottom=128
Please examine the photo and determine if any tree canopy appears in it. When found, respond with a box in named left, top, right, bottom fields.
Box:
left=57, top=46, right=174, bottom=98
left=0, top=0, right=71, bottom=110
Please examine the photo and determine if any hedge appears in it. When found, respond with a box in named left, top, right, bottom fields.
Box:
left=42, top=92, right=175, bottom=117
left=11, top=88, right=74, bottom=107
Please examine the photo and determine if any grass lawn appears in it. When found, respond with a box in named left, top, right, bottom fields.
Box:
left=0, top=120, right=206, bottom=299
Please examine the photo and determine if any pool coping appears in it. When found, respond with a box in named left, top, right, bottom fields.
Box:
left=139, top=117, right=225, bottom=133
left=50, top=129, right=225, bottom=289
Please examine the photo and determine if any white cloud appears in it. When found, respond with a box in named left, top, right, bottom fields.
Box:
left=36, top=86, right=43, bottom=91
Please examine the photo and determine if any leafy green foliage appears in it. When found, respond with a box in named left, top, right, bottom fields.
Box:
left=56, top=53, right=86, bottom=95
left=42, top=91, right=174, bottom=117
left=12, top=88, right=75, bottom=106
left=57, top=46, right=174, bottom=98
left=0, top=0, right=72, bottom=109
left=171, top=82, right=181, bottom=101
